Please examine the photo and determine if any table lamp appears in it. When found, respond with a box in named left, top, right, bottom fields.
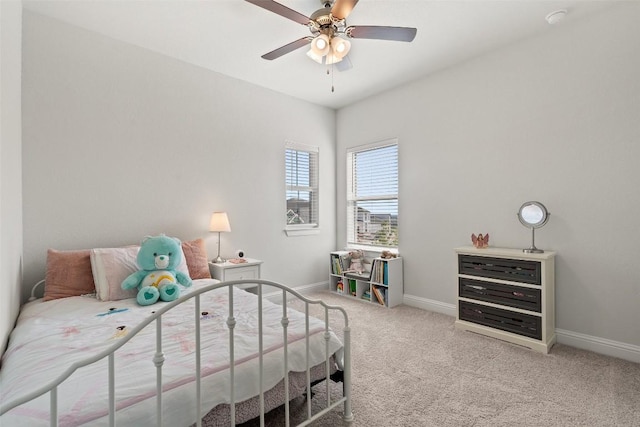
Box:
left=209, top=212, right=231, bottom=263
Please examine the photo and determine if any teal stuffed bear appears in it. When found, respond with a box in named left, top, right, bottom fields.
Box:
left=121, top=235, right=192, bottom=306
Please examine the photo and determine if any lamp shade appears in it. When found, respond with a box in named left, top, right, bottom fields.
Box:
left=310, top=34, right=330, bottom=56
left=331, top=37, right=351, bottom=59
left=306, top=49, right=324, bottom=64
left=209, top=212, right=231, bottom=233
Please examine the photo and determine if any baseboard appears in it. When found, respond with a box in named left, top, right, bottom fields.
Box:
left=556, top=328, right=640, bottom=364
left=402, top=293, right=639, bottom=364
left=263, top=281, right=328, bottom=303
left=276, top=288, right=639, bottom=364
left=292, top=281, right=328, bottom=295
left=402, top=293, right=457, bottom=317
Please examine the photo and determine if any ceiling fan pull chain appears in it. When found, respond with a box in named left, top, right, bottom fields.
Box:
left=331, top=61, right=335, bottom=93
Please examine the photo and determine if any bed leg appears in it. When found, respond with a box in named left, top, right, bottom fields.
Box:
left=342, top=326, right=353, bottom=423
left=302, top=387, right=316, bottom=400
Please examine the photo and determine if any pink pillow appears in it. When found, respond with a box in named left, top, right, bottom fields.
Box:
left=90, top=246, right=190, bottom=301
left=90, top=246, right=139, bottom=301
left=44, top=249, right=96, bottom=301
left=182, top=239, right=211, bottom=279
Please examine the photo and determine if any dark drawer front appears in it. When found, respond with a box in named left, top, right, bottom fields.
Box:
left=458, top=255, right=541, bottom=285
left=459, top=278, right=541, bottom=313
left=459, top=301, right=542, bottom=340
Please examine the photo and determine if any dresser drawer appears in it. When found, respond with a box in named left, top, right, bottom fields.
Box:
left=459, top=278, right=541, bottom=312
left=459, top=301, right=542, bottom=340
left=458, top=255, right=541, bottom=285
left=224, top=265, right=259, bottom=281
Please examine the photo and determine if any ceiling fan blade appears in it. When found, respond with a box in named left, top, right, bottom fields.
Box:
left=331, top=0, right=359, bottom=20
left=346, top=26, right=417, bottom=42
left=245, top=0, right=310, bottom=25
left=261, top=37, right=312, bottom=60
left=335, top=55, right=353, bottom=72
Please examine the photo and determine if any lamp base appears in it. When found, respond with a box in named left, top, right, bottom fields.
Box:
left=212, top=256, right=225, bottom=264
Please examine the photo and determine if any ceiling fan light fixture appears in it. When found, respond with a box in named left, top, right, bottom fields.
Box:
left=331, top=36, right=351, bottom=59
left=310, top=34, right=330, bottom=56
left=306, top=49, right=325, bottom=64
left=245, top=0, right=417, bottom=68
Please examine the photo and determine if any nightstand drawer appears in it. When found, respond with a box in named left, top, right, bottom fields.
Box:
left=224, top=265, right=259, bottom=281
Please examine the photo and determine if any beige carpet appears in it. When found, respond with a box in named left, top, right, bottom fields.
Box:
left=241, top=291, right=640, bottom=427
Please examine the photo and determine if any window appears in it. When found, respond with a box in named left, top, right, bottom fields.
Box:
left=347, top=140, right=398, bottom=248
left=285, top=142, right=319, bottom=234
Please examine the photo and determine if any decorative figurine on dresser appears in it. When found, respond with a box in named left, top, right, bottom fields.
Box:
left=471, top=233, right=489, bottom=249
left=454, top=246, right=556, bottom=354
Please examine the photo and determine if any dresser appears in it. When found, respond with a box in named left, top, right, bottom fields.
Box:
left=454, top=247, right=556, bottom=353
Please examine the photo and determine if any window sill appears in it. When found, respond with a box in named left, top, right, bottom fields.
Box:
left=345, top=244, right=398, bottom=254
left=284, top=228, right=320, bottom=237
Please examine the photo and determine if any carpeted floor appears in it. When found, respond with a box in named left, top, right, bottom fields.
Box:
left=243, top=291, right=640, bottom=427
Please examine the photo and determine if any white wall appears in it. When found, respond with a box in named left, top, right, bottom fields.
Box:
left=0, top=0, right=23, bottom=354
left=15, top=3, right=640, bottom=362
left=21, top=11, right=336, bottom=301
left=337, top=4, right=640, bottom=348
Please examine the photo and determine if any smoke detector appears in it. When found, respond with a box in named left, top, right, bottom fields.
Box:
left=546, top=9, right=567, bottom=25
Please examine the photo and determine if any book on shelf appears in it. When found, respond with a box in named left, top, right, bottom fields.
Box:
left=331, top=253, right=349, bottom=275
left=371, top=286, right=386, bottom=306
left=368, top=259, right=390, bottom=285
left=380, top=286, right=387, bottom=303
left=348, top=279, right=357, bottom=296
left=369, top=259, right=382, bottom=284
left=362, top=290, right=371, bottom=301
left=383, top=262, right=388, bottom=285
left=330, top=255, right=338, bottom=274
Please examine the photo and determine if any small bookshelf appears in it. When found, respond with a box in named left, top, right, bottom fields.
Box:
left=329, top=251, right=403, bottom=308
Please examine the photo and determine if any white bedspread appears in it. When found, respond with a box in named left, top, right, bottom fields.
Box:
left=0, top=279, right=343, bottom=426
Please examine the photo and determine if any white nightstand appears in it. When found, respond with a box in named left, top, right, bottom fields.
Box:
left=208, top=258, right=262, bottom=290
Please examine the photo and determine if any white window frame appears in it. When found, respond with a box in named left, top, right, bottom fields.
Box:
left=346, top=139, right=398, bottom=250
left=285, top=141, right=320, bottom=236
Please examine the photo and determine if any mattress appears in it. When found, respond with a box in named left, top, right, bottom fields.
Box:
left=0, top=279, right=343, bottom=426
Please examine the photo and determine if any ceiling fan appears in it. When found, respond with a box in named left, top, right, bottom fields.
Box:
left=245, top=0, right=417, bottom=68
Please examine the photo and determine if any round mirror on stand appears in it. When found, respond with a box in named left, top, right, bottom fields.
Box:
left=517, top=201, right=550, bottom=253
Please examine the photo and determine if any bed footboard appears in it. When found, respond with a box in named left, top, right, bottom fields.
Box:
left=0, top=279, right=353, bottom=427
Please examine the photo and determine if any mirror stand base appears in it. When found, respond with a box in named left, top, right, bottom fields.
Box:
left=523, top=248, right=544, bottom=254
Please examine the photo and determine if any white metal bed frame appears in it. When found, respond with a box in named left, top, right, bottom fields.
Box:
left=0, top=279, right=353, bottom=426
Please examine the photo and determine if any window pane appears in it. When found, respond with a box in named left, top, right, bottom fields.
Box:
left=286, top=190, right=316, bottom=224
left=348, top=200, right=398, bottom=246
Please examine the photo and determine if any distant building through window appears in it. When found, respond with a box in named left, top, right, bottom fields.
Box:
left=347, top=140, right=398, bottom=248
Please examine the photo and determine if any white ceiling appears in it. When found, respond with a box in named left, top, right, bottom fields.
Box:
left=23, top=0, right=618, bottom=109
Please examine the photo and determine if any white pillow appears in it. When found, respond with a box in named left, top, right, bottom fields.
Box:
left=90, top=246, right=189, bottom=301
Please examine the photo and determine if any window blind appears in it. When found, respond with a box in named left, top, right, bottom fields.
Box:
left=347, top=141, right=398, bottom=247
left=285, top=142, right=319, bottom=228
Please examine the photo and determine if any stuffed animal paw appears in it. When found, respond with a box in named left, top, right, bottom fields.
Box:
left=122, top=234, right=193, bottom=306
